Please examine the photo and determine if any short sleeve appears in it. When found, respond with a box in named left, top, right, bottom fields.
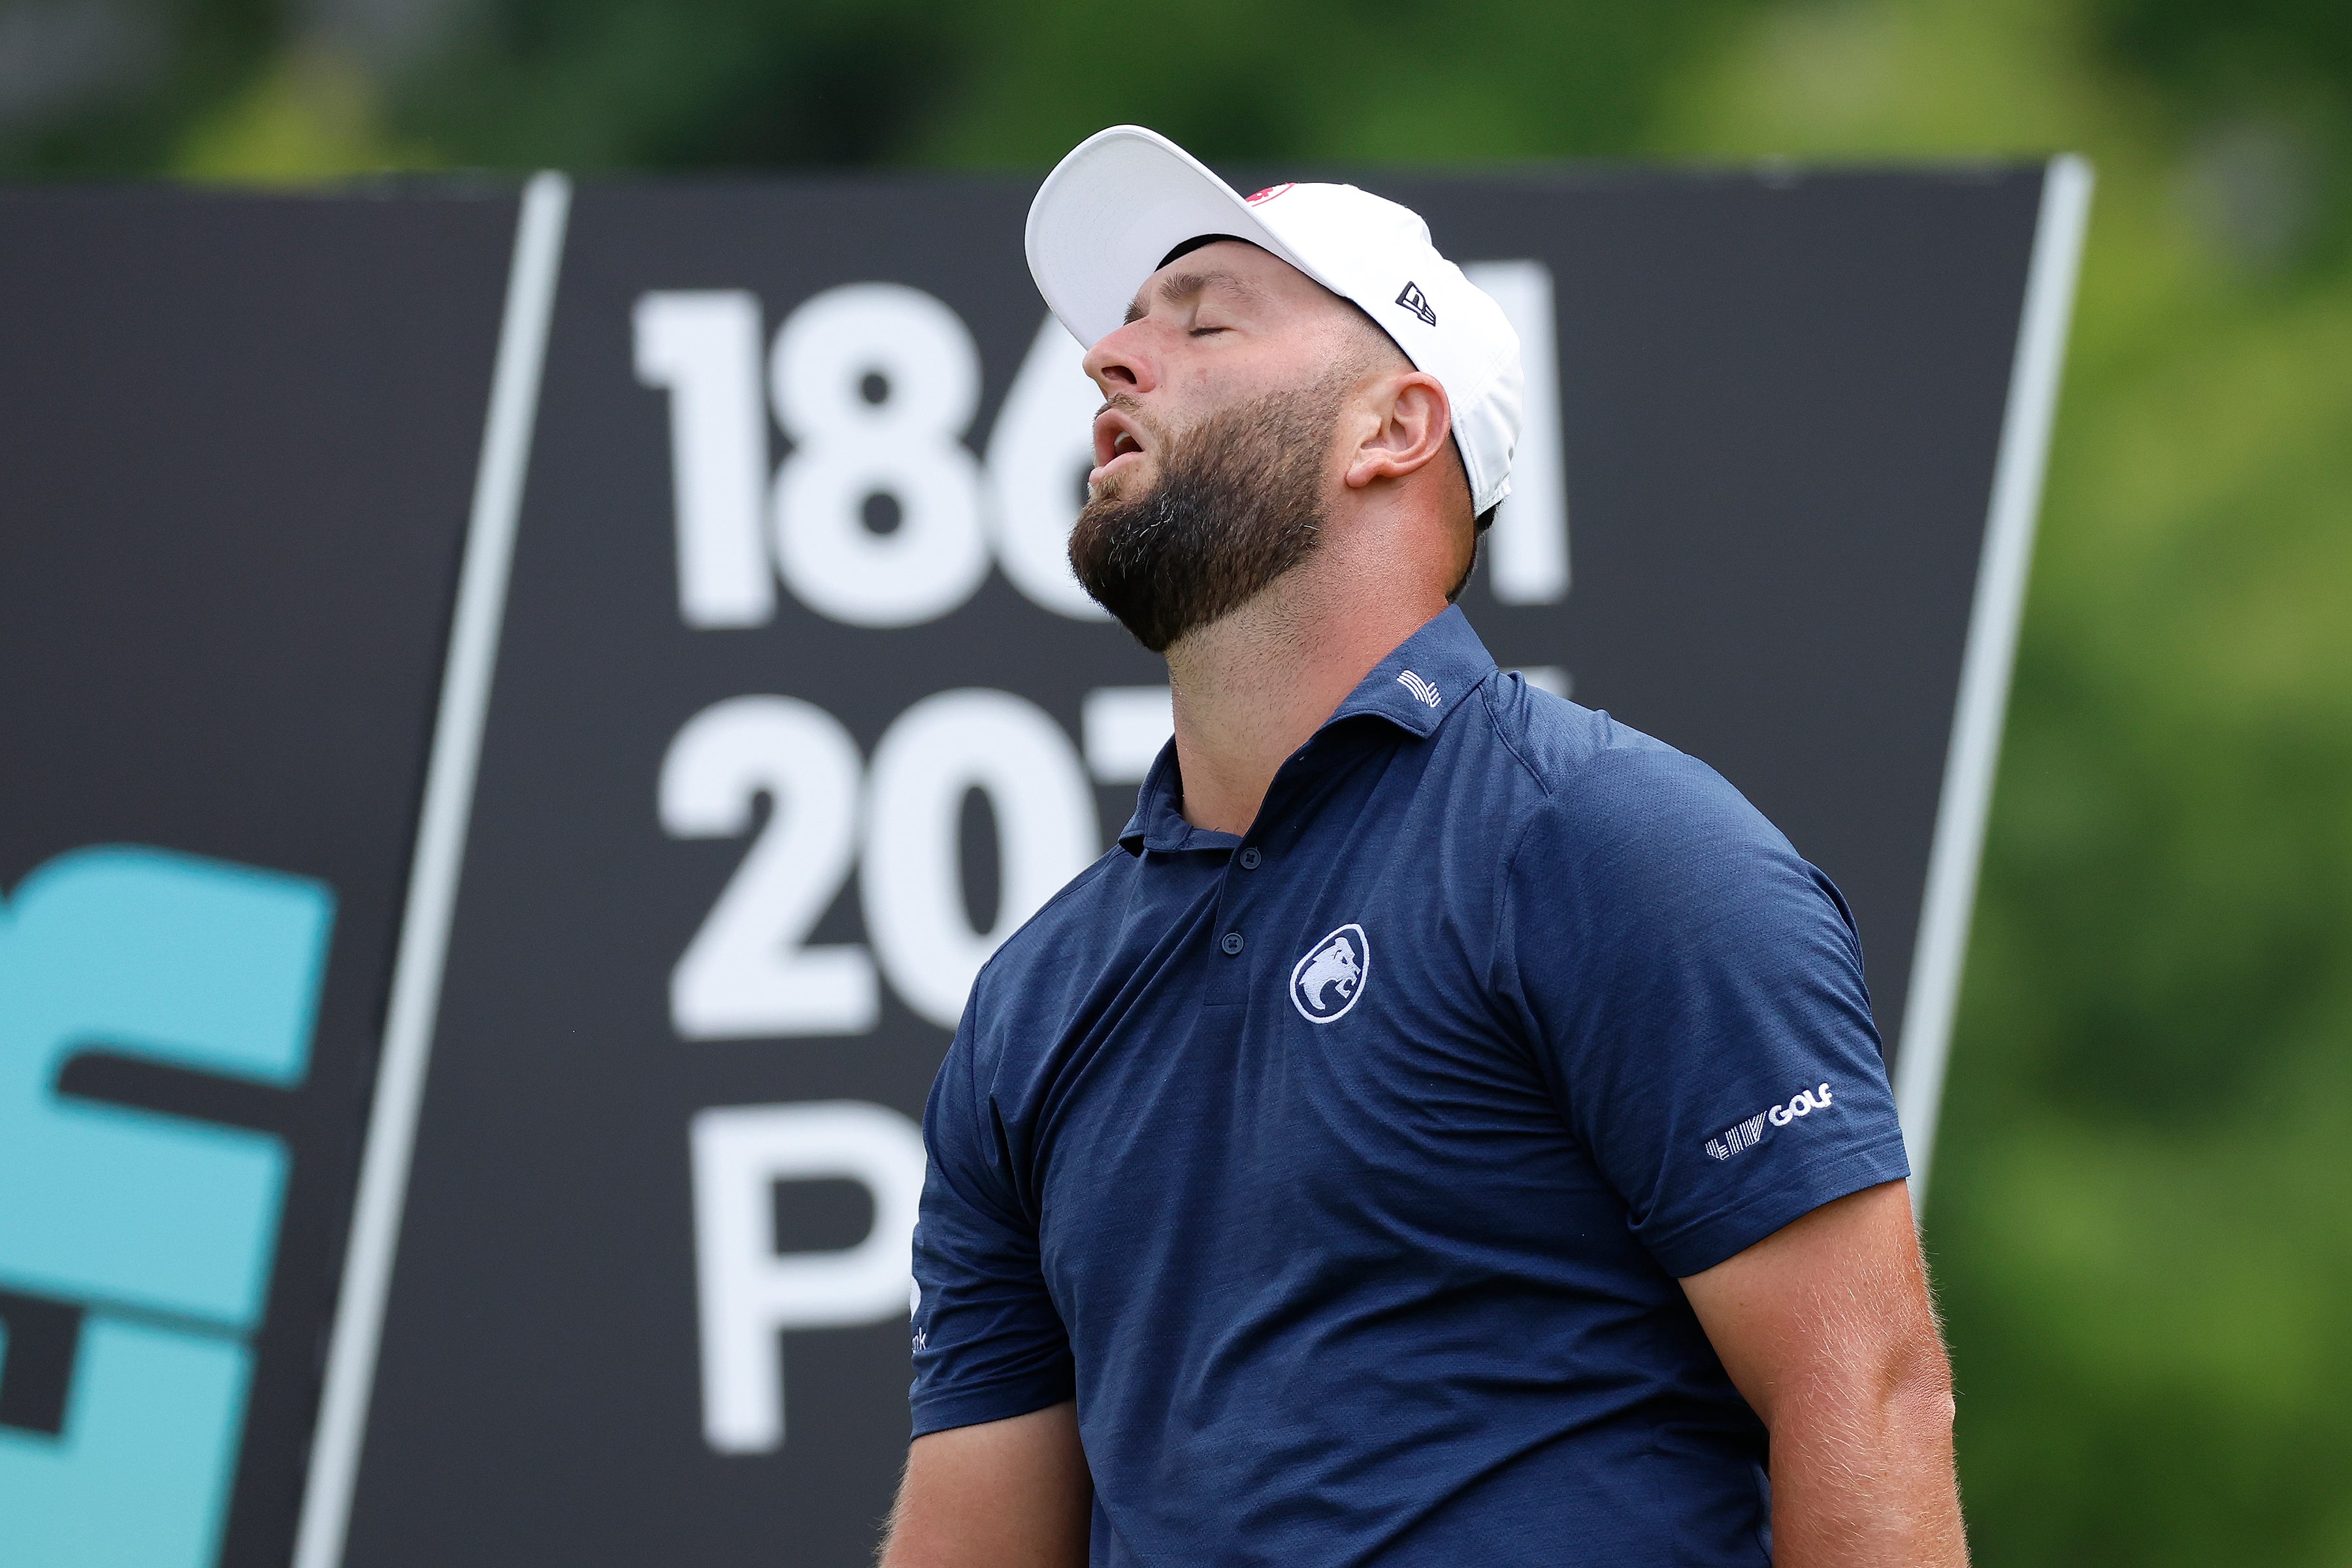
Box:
left=908, top=1002, right=1076, bottom=1437
left=1493, top=745, right=1910, bottom=1278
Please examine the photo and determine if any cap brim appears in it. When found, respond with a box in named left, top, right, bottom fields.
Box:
left=1025, top=125, right=1313, bottom=348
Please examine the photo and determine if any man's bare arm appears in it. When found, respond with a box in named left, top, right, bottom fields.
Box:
left=877, top=1401, right=1090, bottom=1568
left=1680, top=1180, right=1967, bottom=1567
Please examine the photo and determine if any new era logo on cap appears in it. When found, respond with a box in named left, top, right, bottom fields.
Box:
left=1395, top=281, right=1437, bottom=327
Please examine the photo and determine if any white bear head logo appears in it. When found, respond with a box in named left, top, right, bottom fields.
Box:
left=1290, top=924, right=1370, bottom=1023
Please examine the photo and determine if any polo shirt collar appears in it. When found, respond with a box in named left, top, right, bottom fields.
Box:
left=1119, top=606, right=1499, bottom=855
left=1321, top=603, right=1495, bottom=740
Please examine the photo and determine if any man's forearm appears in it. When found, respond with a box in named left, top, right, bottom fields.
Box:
left=1680, top=1183, right=1970, bottom=1565
left=879, top=1403, right=1091, bottom=1568
left=1763, top=1354, right=1966, bottom=1567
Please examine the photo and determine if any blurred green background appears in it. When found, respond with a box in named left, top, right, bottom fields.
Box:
left=7, top=0, right=2347, bottom=1559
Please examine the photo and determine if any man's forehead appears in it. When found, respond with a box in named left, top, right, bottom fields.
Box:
left=1124, top=240, right=1316, bottom=323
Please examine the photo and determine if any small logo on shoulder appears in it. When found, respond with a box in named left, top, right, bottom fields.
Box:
left=1395, top=280, right=1437, bottom=326
left=1245, top=183, right=1295, bottom=204
left=1397, top=670, right=1440, bottom=706
left=1705, top=1083, right=1833, bottom=1160
left=1290, top=923, right=1370, bottom=1024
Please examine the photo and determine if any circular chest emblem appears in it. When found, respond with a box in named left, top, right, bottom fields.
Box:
left=1289, top=923, right=1370, bottom=1024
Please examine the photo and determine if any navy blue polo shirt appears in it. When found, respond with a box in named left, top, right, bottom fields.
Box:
left=911, top=606, right=1909, bottom=1565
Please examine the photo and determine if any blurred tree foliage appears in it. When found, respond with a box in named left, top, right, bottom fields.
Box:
left=4, top=0, right=2347, bottom=1560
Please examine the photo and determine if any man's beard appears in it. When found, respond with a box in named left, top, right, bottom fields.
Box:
left=1068, top=378, right=1345, bottom=653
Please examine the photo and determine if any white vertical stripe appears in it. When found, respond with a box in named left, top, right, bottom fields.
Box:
left=1893, top=157, right=2094, bottom=1218
left=291, top=171, right=572, bottom=1568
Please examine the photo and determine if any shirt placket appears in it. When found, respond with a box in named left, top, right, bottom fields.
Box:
left=1203, top=732, right=1354, bottom=1004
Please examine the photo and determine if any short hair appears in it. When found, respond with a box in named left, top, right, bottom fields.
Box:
left=1158, top=233, right=1249, bottom=269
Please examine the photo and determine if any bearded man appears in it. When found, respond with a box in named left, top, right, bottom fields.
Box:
left=881, top=125, right=1968, bottom=1567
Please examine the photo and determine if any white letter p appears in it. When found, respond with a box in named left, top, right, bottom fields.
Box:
left=689, top=1100, right=926, bottom=1454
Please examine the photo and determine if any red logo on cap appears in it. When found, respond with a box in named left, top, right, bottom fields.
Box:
left=1244, top=183, right=1294, bottom=205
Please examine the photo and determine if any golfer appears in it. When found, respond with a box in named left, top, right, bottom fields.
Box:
left=882, top=125, right=1967, bottom=1566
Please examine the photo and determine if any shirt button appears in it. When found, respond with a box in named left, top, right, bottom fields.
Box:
left=1238, top=847, right=1262, bottom=870
left=1221, top=932, right=1245, bottom=956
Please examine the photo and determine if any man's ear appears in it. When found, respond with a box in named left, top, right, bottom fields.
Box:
left=1343, top=372, right=1452, bottom=491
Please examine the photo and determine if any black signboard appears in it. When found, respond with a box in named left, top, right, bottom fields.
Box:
left=0, top=162, right=2087, bottom=1568
left=0, top=190, right=515, bottom=1567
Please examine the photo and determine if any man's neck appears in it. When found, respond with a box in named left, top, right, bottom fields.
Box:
left=1164, top=567, right=1447, bottom=837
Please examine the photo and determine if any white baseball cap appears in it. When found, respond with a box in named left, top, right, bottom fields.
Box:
left=1025, top=124, right=1523, bottom=519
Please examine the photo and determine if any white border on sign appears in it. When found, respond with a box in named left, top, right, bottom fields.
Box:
left=292, top=171, right=573, bottom=1568
left=1891, top=155, right=2095, bottom=1218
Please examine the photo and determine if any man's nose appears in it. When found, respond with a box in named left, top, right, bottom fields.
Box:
left=1083, top=322, right=1155, bottom=396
